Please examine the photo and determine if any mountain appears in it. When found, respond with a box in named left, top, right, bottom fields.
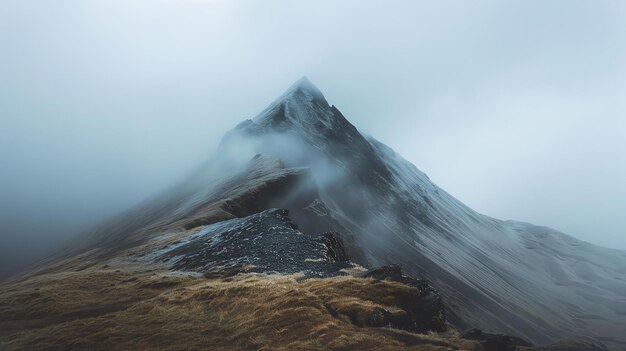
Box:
left=1, top=77, right=624, bottom=351
left=202, top=77, right=626, bottom=347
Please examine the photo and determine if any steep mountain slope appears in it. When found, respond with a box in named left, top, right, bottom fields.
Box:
left=207, top=77, right=626, bottom=348
left=1, top=77, right=624, bottom=350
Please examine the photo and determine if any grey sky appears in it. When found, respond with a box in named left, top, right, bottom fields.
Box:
left=1, top=0, right=625, bottom=277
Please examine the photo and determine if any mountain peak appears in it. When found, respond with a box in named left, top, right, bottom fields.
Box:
left=251, top=76, right=333, bottom=129
left=283, top=76, right=325, bottom=101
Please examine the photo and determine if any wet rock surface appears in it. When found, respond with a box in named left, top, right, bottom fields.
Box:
left=318, top=231, right=349, bottom=262
left=158, top=208, right=352, bottom=277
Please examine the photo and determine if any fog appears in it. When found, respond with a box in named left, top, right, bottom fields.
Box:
left=1, top=0, right=625, bottom=279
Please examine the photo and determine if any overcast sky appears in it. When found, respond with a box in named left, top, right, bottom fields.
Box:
left=1, top=0, right=625, bottom=277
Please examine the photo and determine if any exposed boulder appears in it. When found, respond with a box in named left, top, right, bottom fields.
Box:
left=356, top=265, right=447, bottom=333
left=157, top=208, right=354, bottom=277
left=317, top=231, right=349, bottom=262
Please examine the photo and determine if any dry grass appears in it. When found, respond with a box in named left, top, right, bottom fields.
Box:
left=0, top=266, right=481, bottom=351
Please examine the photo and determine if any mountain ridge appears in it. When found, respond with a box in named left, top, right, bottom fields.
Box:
left=211, top=78, right=626, bottom=348
left=2, top=78, right=624, bottom=350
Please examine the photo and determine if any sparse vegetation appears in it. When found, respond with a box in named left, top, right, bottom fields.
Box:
left=0, top=266, right=480, bottom=350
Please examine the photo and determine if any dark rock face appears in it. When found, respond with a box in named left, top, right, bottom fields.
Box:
left=318, top=232, right=349, bottom=262
left=461, top=328, right=533, bottom=351
left=158, top=209, right=353, bottom=278
left=358, top=265, right=447, bottom=333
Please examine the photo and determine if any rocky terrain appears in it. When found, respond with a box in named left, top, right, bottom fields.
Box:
left=1, top=78, right=624, bottom=350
